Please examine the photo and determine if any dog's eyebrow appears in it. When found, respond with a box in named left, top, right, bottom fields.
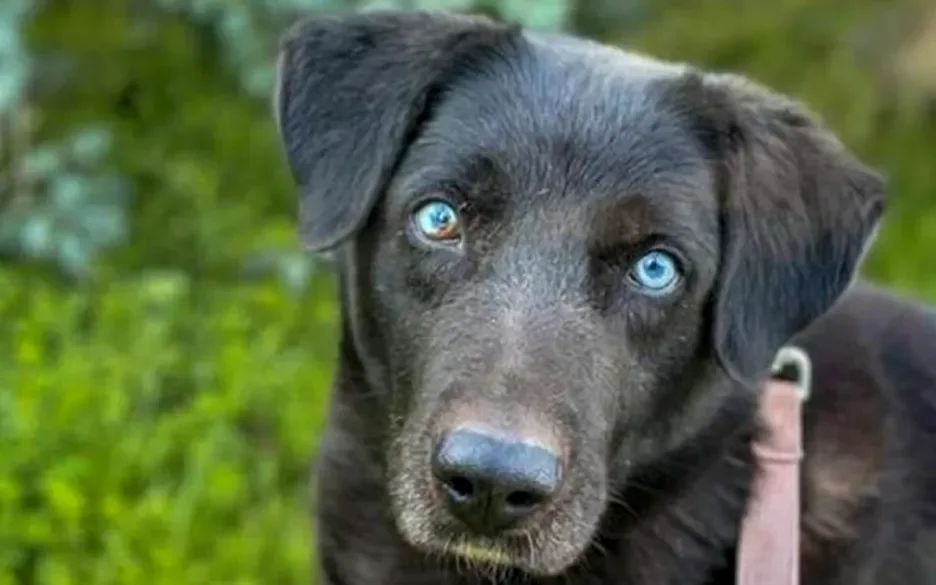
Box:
left=586, top=188, right=718, bottom=257
left=393, top=152, right=515, bottom=214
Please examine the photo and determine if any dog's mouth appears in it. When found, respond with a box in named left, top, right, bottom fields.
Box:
left=446, top=539, right=514, bottom=565
left=435, top=534, right=531, bottom=576
left=393, top=499, right=602, bottom=577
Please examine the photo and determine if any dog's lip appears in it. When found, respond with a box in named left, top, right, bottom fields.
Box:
left=433, top=533, right=582, bottom=577
left=445, top=540, right=514, bottom=565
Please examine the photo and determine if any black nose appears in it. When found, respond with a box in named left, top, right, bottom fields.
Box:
left=432, top=428, right=562, bottom=534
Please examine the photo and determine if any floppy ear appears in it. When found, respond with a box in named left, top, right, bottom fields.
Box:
left=702, top=74, right=886, bottom=380
left=273, top=11, right=519, bottom=252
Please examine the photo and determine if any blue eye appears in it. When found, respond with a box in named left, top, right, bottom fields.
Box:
left=412, top=200, right=462, bottom=243
left=628, top=249, right=681, bottom=295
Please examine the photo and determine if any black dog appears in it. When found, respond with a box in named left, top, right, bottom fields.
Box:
left=272, top=10, right=936, bottom=585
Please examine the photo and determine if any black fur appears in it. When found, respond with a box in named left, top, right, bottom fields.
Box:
left=272, top=11, right=936, bottom=585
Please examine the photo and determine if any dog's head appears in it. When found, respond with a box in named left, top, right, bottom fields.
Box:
left=274, top=11, right=885, bottom=577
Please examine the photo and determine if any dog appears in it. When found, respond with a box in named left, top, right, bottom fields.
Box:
left=271, top=10, right=936, bottom=585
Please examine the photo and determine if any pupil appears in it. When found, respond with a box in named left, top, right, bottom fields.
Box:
left=431, top=208, right=450, bottom=227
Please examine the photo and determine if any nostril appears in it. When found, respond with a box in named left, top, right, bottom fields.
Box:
left=505, top=489, right=544, bottom=509
left=444, top=475, right=475, bottom=502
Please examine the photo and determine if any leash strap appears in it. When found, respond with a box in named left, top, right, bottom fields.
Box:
left=736, top=346, right=811, bottom=585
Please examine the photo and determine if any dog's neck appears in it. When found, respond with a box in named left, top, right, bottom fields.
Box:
left=578, top=392, right=759, bottom=585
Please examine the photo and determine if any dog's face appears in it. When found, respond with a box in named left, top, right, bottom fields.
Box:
left=274, top=11, right=885, bottom=577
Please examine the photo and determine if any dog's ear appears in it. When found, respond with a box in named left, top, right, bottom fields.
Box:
left=700, top=73, right=886, bottom=380
left=273, top=11, right=518, bottom=252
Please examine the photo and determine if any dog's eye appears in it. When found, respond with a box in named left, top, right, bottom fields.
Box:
left=627, top=249, right=682, bottom=296
left=411, top=200, right=462, bottom=245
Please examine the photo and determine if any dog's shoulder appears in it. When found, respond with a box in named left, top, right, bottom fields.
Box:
left=795, top=280, right=936, bottom=411
left=790, top=281, right=936, bottom=582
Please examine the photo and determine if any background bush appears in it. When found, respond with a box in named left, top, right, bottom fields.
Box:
left=0, top=0, right=934, bottom=583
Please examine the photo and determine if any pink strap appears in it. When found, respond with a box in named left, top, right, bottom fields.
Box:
left=736, top=349, right=808, bottom=585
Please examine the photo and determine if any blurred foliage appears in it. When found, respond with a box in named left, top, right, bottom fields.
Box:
left=0, top=0, right=129, bottom=279
left=0, top=271, right=337, bottom=584
left=0, top=0, right=933, bottom=583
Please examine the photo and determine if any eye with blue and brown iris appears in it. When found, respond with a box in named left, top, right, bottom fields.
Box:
left=410, top=199, right=463, bottom=246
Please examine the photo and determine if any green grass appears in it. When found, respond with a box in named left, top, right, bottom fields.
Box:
left=0, top=272, right=338, bottom=584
